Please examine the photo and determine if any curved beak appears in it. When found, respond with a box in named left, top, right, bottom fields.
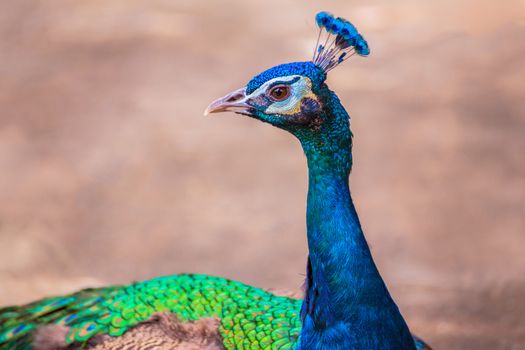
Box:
left=204, top=87, right=251, bottom=116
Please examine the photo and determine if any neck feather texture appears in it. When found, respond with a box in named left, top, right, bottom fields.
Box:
left=297, top=91, right=416, bottom=350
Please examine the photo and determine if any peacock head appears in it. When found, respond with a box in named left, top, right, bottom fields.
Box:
left=205, top=11, right=369, bottom=144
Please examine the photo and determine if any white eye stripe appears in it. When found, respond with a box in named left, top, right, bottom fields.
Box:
left=250, top=75, right=302, bottom=96
left=247, top=75, right=316, bottom=116
left=266, top=77, right=313, bottom=115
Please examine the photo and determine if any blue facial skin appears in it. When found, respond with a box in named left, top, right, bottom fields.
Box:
left=244, top=62, right=417, bottom=350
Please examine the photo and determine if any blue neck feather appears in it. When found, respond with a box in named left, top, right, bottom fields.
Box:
left=296, top=91, right=416, bottom=350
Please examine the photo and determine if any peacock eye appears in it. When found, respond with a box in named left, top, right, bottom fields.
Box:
left=268, top=85, right=291, bottom=101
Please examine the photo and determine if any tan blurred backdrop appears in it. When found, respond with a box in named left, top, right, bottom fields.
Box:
left=1, top=0, right=524, bottom=349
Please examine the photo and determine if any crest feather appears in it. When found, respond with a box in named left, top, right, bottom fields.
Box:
left=312, top=11, right=369, bottom=73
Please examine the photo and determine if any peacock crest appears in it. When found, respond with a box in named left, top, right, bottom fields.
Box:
left=312, top=11, right=370, bottom=73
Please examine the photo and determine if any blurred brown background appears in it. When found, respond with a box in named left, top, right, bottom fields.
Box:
left=1, top=0, right=524, bottom=349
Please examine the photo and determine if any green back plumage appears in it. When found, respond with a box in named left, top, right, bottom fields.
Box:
left=0, top=274, right=302, bottom=350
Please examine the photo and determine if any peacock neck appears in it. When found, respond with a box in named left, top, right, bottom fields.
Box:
left=304, top=148, right=390, bottom=315
left=302, top=138, right=392, bottom=320
left=296, top=92, right=416, bottom=349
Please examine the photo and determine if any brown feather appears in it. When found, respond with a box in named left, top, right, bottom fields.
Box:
left=32, top=313, right=224, bottom=350
left=33, top=325, right=70, bottom=350
left=91, top=313, right=224, bottom=350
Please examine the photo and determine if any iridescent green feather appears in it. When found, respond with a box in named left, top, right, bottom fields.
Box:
left=0, top=274, right=302, bottom=349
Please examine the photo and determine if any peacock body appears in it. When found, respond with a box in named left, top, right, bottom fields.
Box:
left=1, top=11, right=432, bottom=350
left=0, top=274, right=429, bottom=350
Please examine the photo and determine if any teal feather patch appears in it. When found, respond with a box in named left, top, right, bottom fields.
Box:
left=0, top=274, right=302, bottom=349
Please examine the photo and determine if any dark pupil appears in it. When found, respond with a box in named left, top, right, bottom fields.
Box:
left=272, top=86, right=287, bottom=99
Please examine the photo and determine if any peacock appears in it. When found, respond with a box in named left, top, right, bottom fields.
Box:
left=0, top=12, right=432, bottom=350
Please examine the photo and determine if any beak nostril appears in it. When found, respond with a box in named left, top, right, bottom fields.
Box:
left=226, top=93, right=244, bottom=102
